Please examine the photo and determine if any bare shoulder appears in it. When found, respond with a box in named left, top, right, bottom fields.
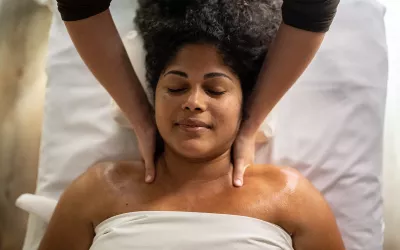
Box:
left=39, top=162, right=145, bottom=250
left=88, top=160, right=146, bottom=189
left=245, top=164, right=304, bottom=193
left=57, top=161, right=145, bottom=221
left=246, top=164, right=321, bottom=195
left=251, top=165, right=345, bottom=249
left=65, top=161, right=144, bottom=194
left=246, top=165, right=335, bottom=230
left=250, top=164, right=328, bottom=208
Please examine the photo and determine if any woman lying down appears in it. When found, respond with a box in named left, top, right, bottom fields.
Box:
left=39, top=0, right=345, bottom=249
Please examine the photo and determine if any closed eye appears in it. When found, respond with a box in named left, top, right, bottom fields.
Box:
left=206, top=89, right=226, bottom=96
left=167, top=88, right=186, bottom=93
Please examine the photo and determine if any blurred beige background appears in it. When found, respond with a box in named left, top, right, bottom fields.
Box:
left=0, top=0, right=51, bottom=249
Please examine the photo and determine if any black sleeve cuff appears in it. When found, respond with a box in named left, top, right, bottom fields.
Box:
left=282, top=0, right=340, bottom=33
left=57, top=0, right=111, bottom=21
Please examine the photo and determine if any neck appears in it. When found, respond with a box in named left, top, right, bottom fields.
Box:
left=158, top=147, right=233, bottom=188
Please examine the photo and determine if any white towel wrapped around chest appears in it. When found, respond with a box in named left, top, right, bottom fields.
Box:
left=90, top=211, right=293, bottom=250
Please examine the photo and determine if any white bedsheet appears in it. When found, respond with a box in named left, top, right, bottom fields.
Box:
left=21, top=1, right=388, bottom=250
left=267, top=1, right=387, bottom=250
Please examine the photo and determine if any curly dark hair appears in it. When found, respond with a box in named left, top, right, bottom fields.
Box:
left=135, top=0, right=281, bottom=106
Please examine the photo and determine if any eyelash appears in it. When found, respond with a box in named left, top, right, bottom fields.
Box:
left=167, top=88, right=186, bottom=93
left=167, top=88, right=226, bottom=96
left=207, top=90, right=226, bottom=96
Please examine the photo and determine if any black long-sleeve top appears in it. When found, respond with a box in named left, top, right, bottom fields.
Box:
left=57, top=0, right=340, bottom=33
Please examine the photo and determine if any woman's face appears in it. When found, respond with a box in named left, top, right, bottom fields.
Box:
left=155, top=44, right=243, bottom=160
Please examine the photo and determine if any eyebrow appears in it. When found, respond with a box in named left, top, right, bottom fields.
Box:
left=164, top=70, right=188, bottom=78
left=204, top=72, right=233, bottom=81
left=164, top=70, right=233, bottom=81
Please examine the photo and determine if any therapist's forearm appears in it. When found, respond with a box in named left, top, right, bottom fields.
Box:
left=241, top=23, right=325, bottom=135
left=64, top=10, right=153, bottom=132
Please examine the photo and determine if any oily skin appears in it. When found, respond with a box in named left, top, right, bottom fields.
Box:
left=38, top=44, right=345, bottom=250
left=88, top=45, right=302, bottom=229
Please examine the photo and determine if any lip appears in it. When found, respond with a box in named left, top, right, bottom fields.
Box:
left=175, top=118, right=211, bottom=132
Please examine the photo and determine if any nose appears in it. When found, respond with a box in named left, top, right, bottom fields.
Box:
left=181, top=87, right=206, bottom=112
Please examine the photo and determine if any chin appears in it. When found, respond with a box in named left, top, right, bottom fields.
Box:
left=172, top=141, right=213, bottom=160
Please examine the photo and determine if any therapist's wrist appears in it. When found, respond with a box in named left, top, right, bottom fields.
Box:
left=238, top=118, right=260, bottom=139
left=122, top=89, right=154, bottom=128
left=130, top=109, right=155, bottom=134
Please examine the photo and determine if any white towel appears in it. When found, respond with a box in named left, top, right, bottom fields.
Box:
left=91, top=211, right=293, bottom=250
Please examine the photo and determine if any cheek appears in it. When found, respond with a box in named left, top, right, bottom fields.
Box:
left=155, top=92, right=168, bottom=128
left=154, top=91, right=180, bottom=131
left=213, top=95, right=242, bottom=131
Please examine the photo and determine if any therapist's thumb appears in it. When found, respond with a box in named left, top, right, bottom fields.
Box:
left=233, top=158, right=250, bottom=187
left=144, top=157, right=156, bottom=183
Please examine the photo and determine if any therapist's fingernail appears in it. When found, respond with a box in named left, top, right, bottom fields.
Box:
left=234, top=179, right=243, bottom=187
left=145, top=175, right=153, bottom=183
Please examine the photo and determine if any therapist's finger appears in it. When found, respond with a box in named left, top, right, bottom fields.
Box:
left=144, top=157, right=156, bottom=183
left=233, top=158, right=250, bottom=187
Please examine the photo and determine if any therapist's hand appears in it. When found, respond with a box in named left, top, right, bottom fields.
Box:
left=135, top=123, right=157, bottom=183
left=232, top=132, right=255, bottom=187
left=63, top=11, right=158, bottom=183
left=232, top=24, right=326, bottom=187
left=232, top=128, right=268, bottom=187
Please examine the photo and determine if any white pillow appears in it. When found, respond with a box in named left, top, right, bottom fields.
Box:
left=268, top=1, right=387, bottom=250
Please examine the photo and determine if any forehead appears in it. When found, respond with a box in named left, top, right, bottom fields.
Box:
left=166, top=44, right=233, bottom=75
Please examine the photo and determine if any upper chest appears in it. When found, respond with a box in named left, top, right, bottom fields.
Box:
left=95, top=176, right=293, bottom=230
